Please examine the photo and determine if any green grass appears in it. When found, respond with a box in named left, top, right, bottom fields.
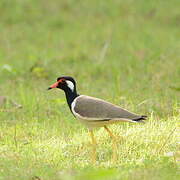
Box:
left=0, top=0, right=179, bottom=179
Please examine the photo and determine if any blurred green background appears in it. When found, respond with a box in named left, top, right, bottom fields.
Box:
left=0, top=0, right=179, bottom=179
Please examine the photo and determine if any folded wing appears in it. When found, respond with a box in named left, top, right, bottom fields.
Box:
left=73, top=95, right=146, bottom=122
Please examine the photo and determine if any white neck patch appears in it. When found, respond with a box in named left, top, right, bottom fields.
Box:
left=66, top=80, right=74, bottom=91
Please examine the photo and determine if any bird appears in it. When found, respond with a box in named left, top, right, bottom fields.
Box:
left=48, top=76, right=147, bottom=162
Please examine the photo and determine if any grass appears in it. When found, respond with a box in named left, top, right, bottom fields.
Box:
left=0, top=0, right=179, bottom=179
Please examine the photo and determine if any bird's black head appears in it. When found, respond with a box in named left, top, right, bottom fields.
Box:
left=48, top=76, right=76, bottom=92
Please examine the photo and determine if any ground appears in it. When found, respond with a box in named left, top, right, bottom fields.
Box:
left=0, top=0, right=179, bottom=179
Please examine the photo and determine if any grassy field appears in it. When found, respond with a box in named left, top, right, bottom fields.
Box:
left=0, top=0, right=179, bottom=179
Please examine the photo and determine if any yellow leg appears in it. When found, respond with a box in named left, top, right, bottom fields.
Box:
left=89, top=130, right=97, bottom=163
left=104, top=126, right=118, bottom=162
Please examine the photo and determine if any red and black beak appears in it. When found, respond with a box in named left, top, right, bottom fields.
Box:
left=48, top=79, right=64, bottom=90
left=48, top=81, right=59, bottom=90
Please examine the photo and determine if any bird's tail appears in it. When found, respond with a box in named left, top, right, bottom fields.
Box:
left=132, top=115, right=147, bottom=123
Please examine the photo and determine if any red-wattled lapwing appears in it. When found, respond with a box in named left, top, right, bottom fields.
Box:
left=48, top=76, right=147, bottom=162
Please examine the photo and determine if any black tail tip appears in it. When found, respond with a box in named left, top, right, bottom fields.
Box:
left=133, top=115, right=147, bottom=122
left=141, top=115, right=147, bottom=120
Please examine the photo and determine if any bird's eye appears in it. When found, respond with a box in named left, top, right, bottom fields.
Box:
left=61, top=79, right=66, bottom=83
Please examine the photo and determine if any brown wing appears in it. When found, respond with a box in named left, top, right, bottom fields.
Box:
left=73, top=95, right=142, bottom=120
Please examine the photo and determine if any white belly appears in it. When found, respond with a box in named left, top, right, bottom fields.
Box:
left=77, top=117, right=111, bottom=129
